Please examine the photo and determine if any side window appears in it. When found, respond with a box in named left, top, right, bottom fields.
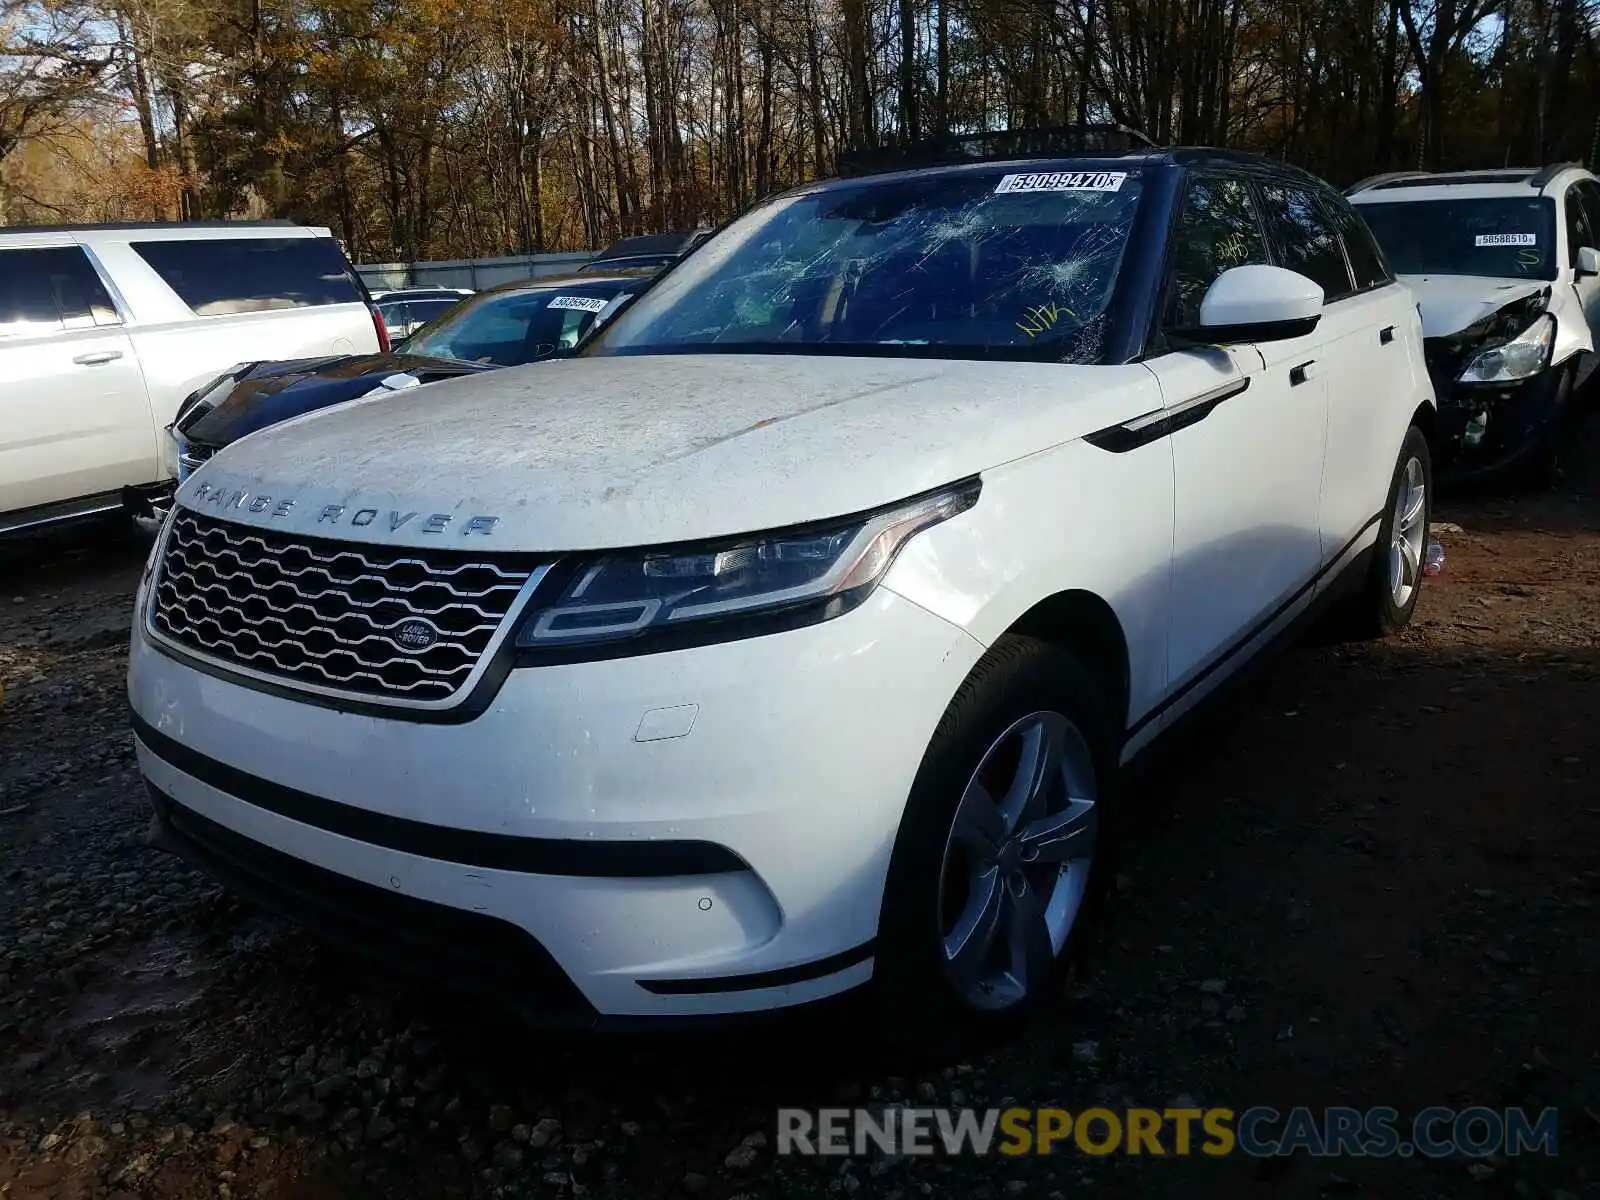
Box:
left=1578, top=181, right=1600, bottom=242
left=558, top=308, right=595, bottom=349
left=1323, top=195, right=1392, bottom=290
left=1162, top=174, right=1271, bottom=328
left=0, top=247, right=120, bottom=336
left=130, top=236, right=364, bottom=317
left=1257, top=183, right=1356, bottom=301
left=411, top=300, right=457, bottom=327
left=1565, top=184, right=1597, bottom=266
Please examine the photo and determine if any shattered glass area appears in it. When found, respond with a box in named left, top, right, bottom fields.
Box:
left=595, top=174, right=1144, bottom=362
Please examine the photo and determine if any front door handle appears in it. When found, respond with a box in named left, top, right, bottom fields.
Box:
left=1379, top=326, right=1395, bottom=345
left=73, top=350, right=123, bottom=366
left=1290, top=360, right=1316, bottom=386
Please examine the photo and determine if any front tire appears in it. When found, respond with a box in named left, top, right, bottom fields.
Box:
left=875, top=636, right=1114, bottom=1056
left=1341, top=425, right=1433, bottom=640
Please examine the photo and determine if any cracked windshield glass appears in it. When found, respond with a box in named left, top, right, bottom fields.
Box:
left=587, top=169, right=1143, bottom=361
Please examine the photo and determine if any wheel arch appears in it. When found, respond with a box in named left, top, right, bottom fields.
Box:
left=1410, top=398, right=1438, bottom=447
left=1000, top=589, right=1131, bottom=736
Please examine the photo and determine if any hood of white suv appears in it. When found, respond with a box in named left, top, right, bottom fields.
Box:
left=178, top=353, right=1160, bottom=550
left=1398, top=273, right=1547, bottom=338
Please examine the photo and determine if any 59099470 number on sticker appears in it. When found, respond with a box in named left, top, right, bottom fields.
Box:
left=994, top=171, right=1127, bottom=194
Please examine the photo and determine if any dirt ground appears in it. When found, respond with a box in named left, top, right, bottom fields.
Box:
left=1, top=415, right=1597, bottom=1200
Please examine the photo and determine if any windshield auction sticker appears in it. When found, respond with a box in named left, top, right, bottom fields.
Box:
left=547, top=295, right=610, bottom=312
left=995, top=171, right=1127, bottom=194
left=1475, top=233, right=1537, bottom=247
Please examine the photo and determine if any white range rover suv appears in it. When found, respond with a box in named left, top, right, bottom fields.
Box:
left=0, top=221, right=384, bottom=538
left=129, top=142, right=1436, bottom=1046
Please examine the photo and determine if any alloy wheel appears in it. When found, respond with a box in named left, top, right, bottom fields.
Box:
left=937, top=710, right=1097, bottom=1011
left=1389, top=455, right=1427, bottom=609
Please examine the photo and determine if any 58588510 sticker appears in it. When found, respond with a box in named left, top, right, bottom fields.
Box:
left=1474, top=233, right=1537, bottom=248
left=994, top=171, right=1127, bottom=195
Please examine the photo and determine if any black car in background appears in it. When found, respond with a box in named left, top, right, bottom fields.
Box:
left=576, top=229, right=712, bottom=273
left=169, top=270, right=652, bottom=479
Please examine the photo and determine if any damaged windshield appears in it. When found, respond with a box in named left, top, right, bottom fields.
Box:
left=584, top=167, right=1144, bottom=362
left=1356, top=197, right=1558, bottom=281
left=403, top=285, right=627, bottom=365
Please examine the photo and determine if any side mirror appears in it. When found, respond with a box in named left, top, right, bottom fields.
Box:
left=1167, top=264, right=1325, bottom=345
left=1577, top=246, right=1600, bottom=277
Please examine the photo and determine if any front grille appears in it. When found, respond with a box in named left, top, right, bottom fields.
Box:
left=150, top=508, right=536, bottom=703
left=177, top=442, right=213, bottom=480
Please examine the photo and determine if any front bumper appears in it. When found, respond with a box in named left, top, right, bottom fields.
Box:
left=1427, top=363, right=1569, bottom=483
left=142, top=776, right=601, bottom=1024
left=172, top=429, right=215, bottom=484
left=125, top=480, right=177, bottom=537
left=129, top=572, right=986, bottom=1021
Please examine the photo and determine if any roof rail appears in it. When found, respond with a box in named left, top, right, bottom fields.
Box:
left=1527, top=161, right=1584, bottom=189
left=837, top=125, right=1160, bottom=178
left=0, top=219, right=301, bottom=233
left=1345, top=170, right=1430, bottom=195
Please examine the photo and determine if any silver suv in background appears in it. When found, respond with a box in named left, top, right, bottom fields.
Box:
left=372, top=288, right=474, bottom=339
left=0, top=221, right=384, bottom=537
left=1349, top=163, right=1600, bottom=484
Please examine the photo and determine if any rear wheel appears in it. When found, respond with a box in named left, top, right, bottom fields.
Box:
left=875, top=637, right=1114, bottom=1055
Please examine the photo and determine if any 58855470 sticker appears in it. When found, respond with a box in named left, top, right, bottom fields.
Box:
left=994, top=171, right=1127, bottom=195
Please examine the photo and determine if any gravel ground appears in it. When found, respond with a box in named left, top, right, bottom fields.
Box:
left=2, top=417, right=1598, bottom=1200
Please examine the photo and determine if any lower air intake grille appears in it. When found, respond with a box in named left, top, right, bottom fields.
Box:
left=150, top=508, right=535, bottom=703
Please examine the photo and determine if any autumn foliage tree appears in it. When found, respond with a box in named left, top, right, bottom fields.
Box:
left=3, top=0, right=1598, bottom=257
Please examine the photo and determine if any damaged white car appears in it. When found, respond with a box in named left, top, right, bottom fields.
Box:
left=129, top=137, right=1437, bottom=1047
left=1350, top=163, right=1600, bottom=484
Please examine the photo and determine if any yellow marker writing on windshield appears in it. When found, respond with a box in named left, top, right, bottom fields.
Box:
left=1017, top=302, right=1073, bottom=338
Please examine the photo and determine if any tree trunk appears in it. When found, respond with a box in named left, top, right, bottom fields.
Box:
left=1376, top=0, right=1399, bottom=167
left=118, top=11, right=159, bottom=174
left=841, top=0, right=873, bottom=147
left=898, top=0, right=918, bottom=141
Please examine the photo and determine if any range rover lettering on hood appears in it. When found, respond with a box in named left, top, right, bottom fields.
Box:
left=187, top=480, right=500, bottom=535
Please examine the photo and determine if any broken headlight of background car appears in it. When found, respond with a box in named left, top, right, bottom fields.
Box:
left=1458, top=313, right=1554, bottom=384
left=514, top=480, right=980, bottom=656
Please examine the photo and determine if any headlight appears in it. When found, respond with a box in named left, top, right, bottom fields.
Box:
left=140, top=503, right=175, bottom=584
left=1458, top=315, right=1553, bottom=384
left=514, top=480, right=980, bottom=656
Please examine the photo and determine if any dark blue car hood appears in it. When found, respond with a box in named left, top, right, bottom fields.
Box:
left=176, top=353, right=495, bottom=447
